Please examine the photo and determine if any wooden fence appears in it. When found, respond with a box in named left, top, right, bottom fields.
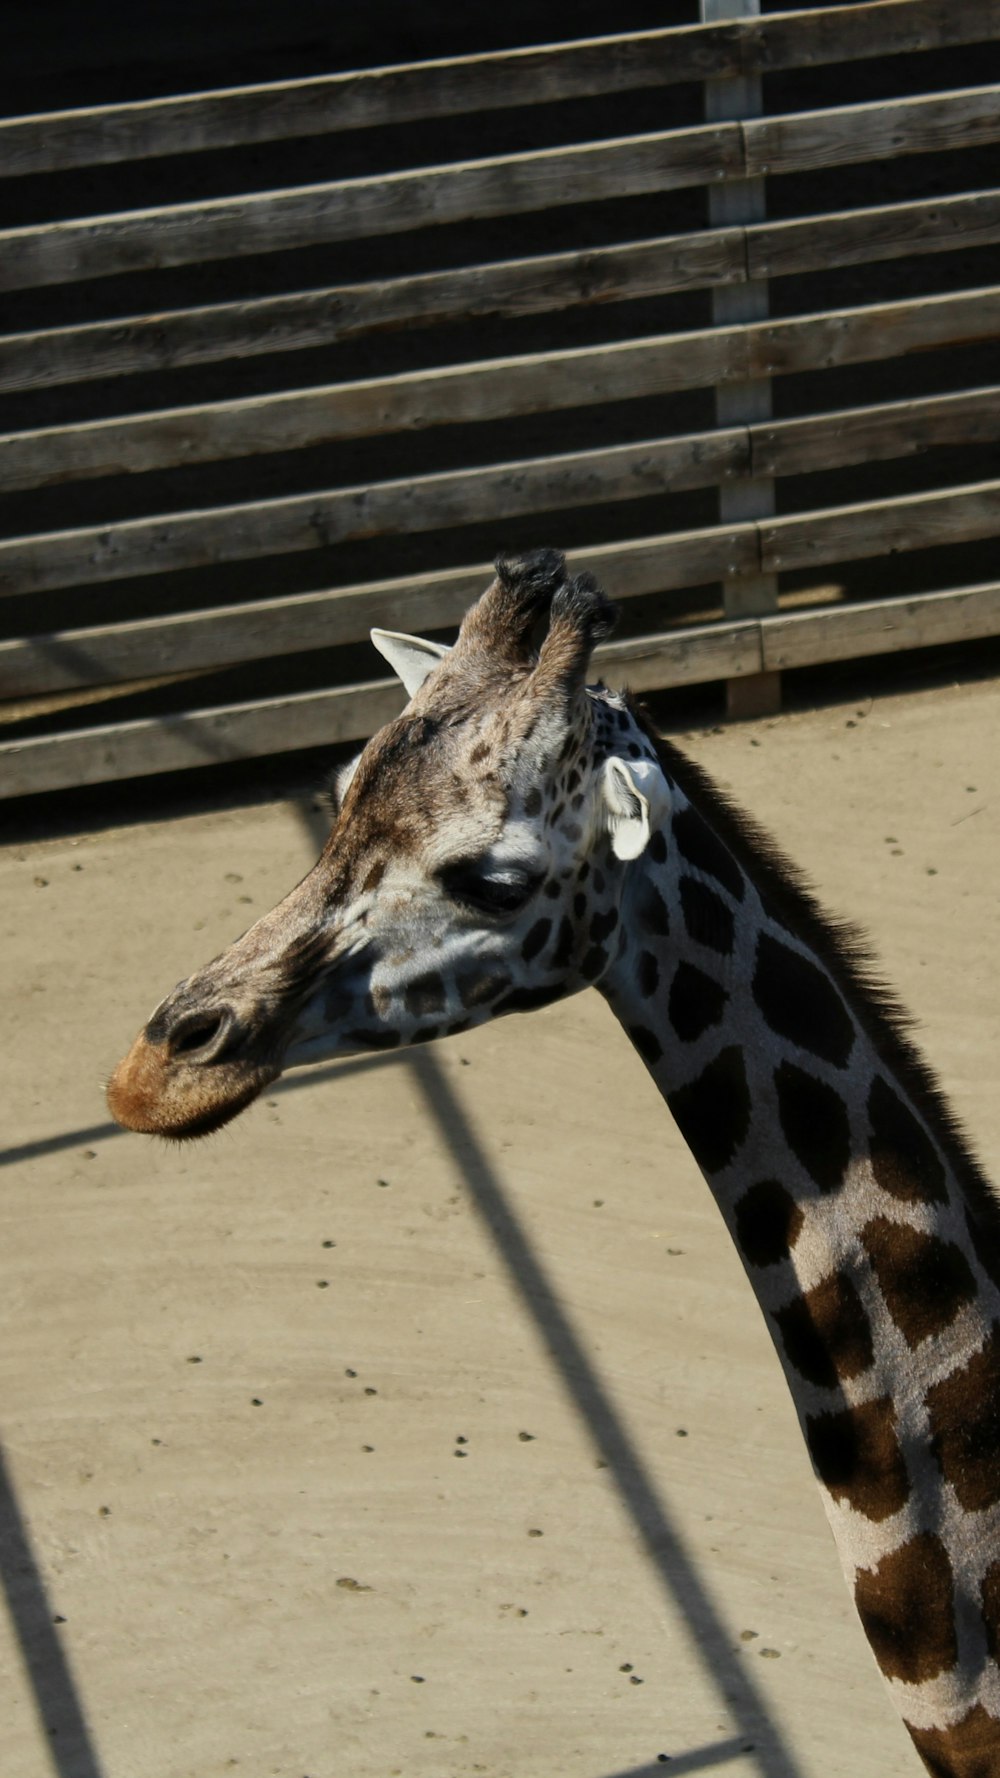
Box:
left=2, top=0, right=1000, bottom=796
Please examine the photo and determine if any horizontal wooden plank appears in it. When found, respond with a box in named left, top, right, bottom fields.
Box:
left=754, top=0, right=1000, bottom=73
left=4, top=2, right=996, bottom=175
left=6, top=80, right=999, bottom=294
left=6, top=382, right=1000, bottom=698
left=4, top=477, right=999, bottom=739
left=748, top=283, right=1000, bottom=379
left=760, top=579, right=1000, bottom=669
left=0, top=620, right=766, bottom=798
left=603, top=578, right=1000, bottom=687
left=0, top=573, right=483, bottom=701
left=0, top=531, right=757, bottom=700
left=0, top=421, right=758, bottom=588
left=764, top=479, right=1000, bottom=573
left=0, top=433, right=749, bottom=642
left=0, top=232, right=747, bottom=395
left=0, top=385, right=752, bottom=500
left=756, top=384, right=1000, bottom=478
left=0, top=339, right=751, bottom=495
left=0, top=42, right=708, bottom=178
left=5, top=574, right=1000, bottom=798
left=0, top=679, right=408, bottom=797
left=748, top=187, right=1000, bottom=282
left=5, top=282, right=999, bottom=498
left=745, top=83, right=1000, bottom=179
left=5, top=185, right=998, bottom=398
left=0, top=125, right=742, bottom=293
left=597, top=622, right=761, bottom=692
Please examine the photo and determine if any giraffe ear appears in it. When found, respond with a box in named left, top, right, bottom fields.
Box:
left=370, top=628, right=450, bottom=697
left=601, top=757, right=671, bottom=861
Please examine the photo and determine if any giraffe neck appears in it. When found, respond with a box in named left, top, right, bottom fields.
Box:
left=599, top=720, right=1000, bottom=1777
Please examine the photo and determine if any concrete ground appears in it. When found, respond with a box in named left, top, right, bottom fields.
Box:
left=2, top=670, right=998, bottom=1778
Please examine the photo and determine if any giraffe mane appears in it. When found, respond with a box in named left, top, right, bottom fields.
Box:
left=627, top=696, right=1000, bottom=1246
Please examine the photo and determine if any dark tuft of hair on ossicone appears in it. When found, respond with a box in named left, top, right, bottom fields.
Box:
left=551, top=570, right=620, bottom=645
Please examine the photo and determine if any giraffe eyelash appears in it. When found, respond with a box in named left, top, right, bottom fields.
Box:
left=438, top=859, right=543, bottom=917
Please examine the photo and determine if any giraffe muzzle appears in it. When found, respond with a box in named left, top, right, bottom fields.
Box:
left=107, top=994, right=281, bottom=1140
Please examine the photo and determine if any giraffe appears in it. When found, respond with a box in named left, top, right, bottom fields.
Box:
left=108, top=550, right=1000, bottom=1777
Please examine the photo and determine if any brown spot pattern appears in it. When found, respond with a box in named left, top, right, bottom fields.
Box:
left=868, top=1074, right=947, bottom=1205
left=638, top=950, right=659, bottom=998
left=906, top=1704, right=1000, bottom=1777
left=403, top=972, right=446, bottom=1018
left=456, top=970, right=513, bottom=1009
left=668, top=961, right=728, bottom=1044
left=673, top=805, right=745, bottom=902
left=551, top=918, right=575, bottom=971
left=629, top=1025, right=663, bottom=1067
left=774, top=1273, right=874, bottom=1390
left=521, top=918, right=552, bottom=963
left=927, top=1324, right=1000, bottom=1512
left=590, top=906, right=619, bottom=944
left=775, top=1060, right=851, bottom=1194
left=347, top=1028, right=401, bottom=1050
left=752, top=932, right=855, bottom=1069
left=806, top=1396, right=910, bottom=1521
left=679, top=877, right=735, bottom=955
left=667, top=1047, right=751, bottom=1177
left=733, top=1180, right=804, bottom=1268
left=861, top=1216, right=975, bottom=1348
left=854, top=1533, right=956, bottom=1685
left=640, top=884, right=670, bottom=937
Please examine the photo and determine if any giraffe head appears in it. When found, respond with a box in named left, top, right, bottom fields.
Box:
left=107, top=551, right=671, bottom=1139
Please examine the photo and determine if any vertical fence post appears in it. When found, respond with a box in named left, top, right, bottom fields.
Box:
left=702, top=0, right=781, bottom=717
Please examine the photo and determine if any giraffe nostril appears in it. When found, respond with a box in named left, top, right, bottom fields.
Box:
left=168, top=1009, right=232, bottom=1061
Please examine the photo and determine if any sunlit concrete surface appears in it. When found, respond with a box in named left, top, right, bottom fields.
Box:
left=2, top=675, right=997, bottom=1778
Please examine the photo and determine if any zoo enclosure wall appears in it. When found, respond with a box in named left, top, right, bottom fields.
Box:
left=1, top=0, right=999, bottom=799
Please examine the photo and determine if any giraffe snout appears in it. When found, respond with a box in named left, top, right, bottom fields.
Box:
left=107, top=990, right=280, bottom=1140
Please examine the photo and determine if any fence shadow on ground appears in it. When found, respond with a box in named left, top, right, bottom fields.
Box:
left=0, top=1444, right=106, bottom=1778
left=1, top=792, right=806, bottom=1778
left=290, top=795, right=805, bottom=1778
left=409, top=1045, right=802, bottom=1778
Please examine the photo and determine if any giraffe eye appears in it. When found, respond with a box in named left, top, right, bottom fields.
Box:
left=439, top=860, right=541, bottom=917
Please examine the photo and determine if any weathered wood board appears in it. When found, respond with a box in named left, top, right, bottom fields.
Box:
left=2, top=1, right=1000, bottom=796
left=3, top=0, right=996, bottom=175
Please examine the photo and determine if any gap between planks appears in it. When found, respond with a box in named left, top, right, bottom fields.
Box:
left=3, top=284, right=999, bottom=497
left=2, top=582, right=999, bottom=798
left=0, top=505, right=995, bottom=696
left=2, top=83, right=998, bottom=291
left=4, top=187, right=1000, bottom=395
left=3, top=1, right=997, bottom=176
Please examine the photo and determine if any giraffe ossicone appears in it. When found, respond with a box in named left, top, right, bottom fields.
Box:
left=108, top=550, right=1000, bottom=1778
